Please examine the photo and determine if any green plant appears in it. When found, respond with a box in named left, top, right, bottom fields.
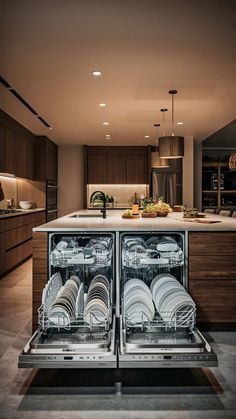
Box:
left=154, top=202, right=172, bottom=214
left=105, top=194, right=114, bottom=203
left=143, top=203, right=157, bottom=214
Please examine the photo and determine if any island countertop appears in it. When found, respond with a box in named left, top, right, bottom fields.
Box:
left=33, top=209, right=236, bottom=232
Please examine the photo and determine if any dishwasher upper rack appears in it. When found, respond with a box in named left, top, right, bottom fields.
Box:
left=38, top=305, right=112, bottom=332
left=122, top=248, right=184, bottom=269
left=123, top=307, right=196, bottom=332
left=50, top=247, right=112, bottom=268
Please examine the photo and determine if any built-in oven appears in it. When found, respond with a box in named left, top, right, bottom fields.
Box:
left=18, top=231, right=217, bottom=369
left=46, top=181, right=58, bottom=222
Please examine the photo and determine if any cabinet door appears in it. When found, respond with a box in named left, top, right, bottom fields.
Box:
left=5, top=129, right=34, bottom=179
left=126, top=150, right=148, bottom=184
left=106, top=152, right=126, bottom=184
left=0, top=126, right=6, bottom=172
left=5, top=129, right=17, bottom=175
left=46, top=140, right=58, bottom=182
left=87, top=153, right=107, bottom=184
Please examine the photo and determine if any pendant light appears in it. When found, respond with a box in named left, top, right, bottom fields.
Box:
left=159, top=90, right=184, bottom=159
left=151, top=123, right=170, bottom=168
left=229, top=153, right=236, bottom=170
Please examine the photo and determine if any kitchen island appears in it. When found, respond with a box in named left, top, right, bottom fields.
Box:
left=32, top=210, right=236, bottom=332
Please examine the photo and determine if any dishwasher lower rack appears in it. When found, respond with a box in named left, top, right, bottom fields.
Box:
left=123, top=307, right=196, bottom=333
left=38, top=304, right=112, bottom=332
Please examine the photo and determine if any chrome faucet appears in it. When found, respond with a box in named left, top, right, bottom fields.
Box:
left=90, top=191, right=106, bottom=219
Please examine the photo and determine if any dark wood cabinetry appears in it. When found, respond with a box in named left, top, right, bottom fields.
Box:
left=188, top=232, right=236, bottom=327
left=32, top=232, right=48, bottom=331
left=34, top=136, right=58, bottom=182
left=0, top=110, right=35, bottom=179
left=87, top=146, right=148, bottom=185
left=0, top=212, right=46, bottom=277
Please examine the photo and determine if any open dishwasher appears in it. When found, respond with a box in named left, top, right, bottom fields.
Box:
left=19, top=233, right=117, bottom=368
left=118, top=232, right=218, bottom=368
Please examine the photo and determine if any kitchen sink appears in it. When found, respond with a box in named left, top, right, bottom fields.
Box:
left=69, top=214, right=104, bottom=218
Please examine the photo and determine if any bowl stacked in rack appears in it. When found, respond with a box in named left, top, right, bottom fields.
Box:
left=151, top=274, right=195, bottom=325
left=84, top=275, right=110, bottom=324
left=123, top=278, right=155, bottom=324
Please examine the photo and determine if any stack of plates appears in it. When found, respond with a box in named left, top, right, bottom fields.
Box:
left=156, top=237, right=179, bottom=252
left=48, top=277, right=80, bottom=326
left=124, top=278, right=155, bottom=324
left=84, top=275, right=110, bottom=324
left=151, top=274, right=195, bottom=324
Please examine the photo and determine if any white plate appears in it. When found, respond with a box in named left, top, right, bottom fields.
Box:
left=124, top=278, right=152, bottom=299
left=150, top=273, right=176, bottom=292
left=48, top=305, right=70, bottom=326
left=154, top=282, right=184, bottom=311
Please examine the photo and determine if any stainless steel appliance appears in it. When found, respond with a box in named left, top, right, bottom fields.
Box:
left=46, top=180, right=58, bottom=222
left=151, top=159, right=182, bottom=206
left=19, top=231, right=217, bottom=369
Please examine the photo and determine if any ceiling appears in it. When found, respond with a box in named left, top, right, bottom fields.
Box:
left=1, top=0, right=236, bottom=146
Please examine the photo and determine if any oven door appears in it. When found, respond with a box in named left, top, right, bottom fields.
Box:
left=118, top=317, right=217, bottom=368
left=19, top=315, right=117, bottom=368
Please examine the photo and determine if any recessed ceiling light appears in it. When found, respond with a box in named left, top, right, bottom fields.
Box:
left=103, top=122, right=109, bottom=125
left=49, top=127, right=53, bottom=130
left=99, top=103, right=106, bottom=107
left=144, top=135, right=150, bottom=138
left=92, top=70, right=102, bottom=76
left=105, top=134, right=111, bottom=138
left=177, top=121, right=183, bottom=125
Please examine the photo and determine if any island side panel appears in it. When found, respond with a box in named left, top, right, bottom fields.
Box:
left=32, top=232, right=48, bottom=332
left=188, top=232, right=236, bottom=328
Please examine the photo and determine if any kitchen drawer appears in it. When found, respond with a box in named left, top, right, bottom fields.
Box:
left=189, top=255, right=236, bottom=280
left=0, top=219, right=6, bottom=233
left=4, top=212, right=45, bottom=231
left=5, top=224, right=33, bottom=250
left=6, top=239, right=32, bottom=271
left=189, top=280, right=236, bottom=323
left=189, top=232, right=236, bottom=255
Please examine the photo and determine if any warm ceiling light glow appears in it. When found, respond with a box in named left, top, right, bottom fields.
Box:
left=177, top=121, right=183, bottom=125
left=103, top=122, right=109, bottom=125
left=105, top=134, right=111, bottom=137
left=144, top=135, right=150, bottom=138
left=92, top=70, right=102, bottom=76
left=49, top=127, right=53, bottom=130
left=99, top=103, right=106, bottom=107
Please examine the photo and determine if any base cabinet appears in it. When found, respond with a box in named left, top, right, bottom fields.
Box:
left=189, top=232, right=236, bottom=327
left=0, top=212, right=46, bottom=278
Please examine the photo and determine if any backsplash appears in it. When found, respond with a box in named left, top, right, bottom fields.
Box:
left=0, top=177, right=17, bottom=209
left=87, top=184, right=149, bottom=208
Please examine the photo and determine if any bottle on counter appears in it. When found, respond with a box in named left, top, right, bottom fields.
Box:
left=132, top=192, right=139, bottom=215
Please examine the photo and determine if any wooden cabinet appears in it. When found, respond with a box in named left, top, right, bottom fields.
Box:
left=188, top=232, right=236, bottom=326
left=32, top=232, right=48, bottom=331
left=0, top=110, right=34, bottom=179
left=34, top=136, right=58, bottom=182
left=87, top=146, right=148, bottom=184
left=0, top=211, right=46, bottom=278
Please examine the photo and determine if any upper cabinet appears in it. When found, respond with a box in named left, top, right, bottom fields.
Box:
left=87, top=146, right=148, bottom=184
left=0, top=111, right=34, bottom=179
left=34, top=136, right=58, bottom=182
left=0, top=111, right=58, bottom=182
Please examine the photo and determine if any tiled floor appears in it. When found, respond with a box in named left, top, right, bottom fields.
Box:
left=0, top=259, right=236, bottom=419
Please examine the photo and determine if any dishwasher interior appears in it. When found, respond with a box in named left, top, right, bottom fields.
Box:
left=118, top=232, right=217, bottom=367
left=19, top=233, right=117, bottom=368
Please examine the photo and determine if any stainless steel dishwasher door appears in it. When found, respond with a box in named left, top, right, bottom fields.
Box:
left=19, top=315, right=117, bottom=369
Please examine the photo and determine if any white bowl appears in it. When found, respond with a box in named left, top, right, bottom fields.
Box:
left=19, top=200, right=33, bottom=209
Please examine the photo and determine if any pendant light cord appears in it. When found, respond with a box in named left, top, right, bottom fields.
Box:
left=169, top=89, right=177, bottom=137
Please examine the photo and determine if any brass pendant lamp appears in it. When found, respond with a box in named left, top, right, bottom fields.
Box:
left=151, top=123, right=169, bottom=168
left=159, top=90, right=184, bottom=159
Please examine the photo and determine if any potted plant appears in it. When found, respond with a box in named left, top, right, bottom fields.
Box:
left=105, top=194, right=114, bottom=208
left=154, top=202, right=172, bottom=217
left=141, top=203, right=157, bottom=218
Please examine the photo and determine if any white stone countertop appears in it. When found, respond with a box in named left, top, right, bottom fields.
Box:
left=33, top=209, right=236, bottom=232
